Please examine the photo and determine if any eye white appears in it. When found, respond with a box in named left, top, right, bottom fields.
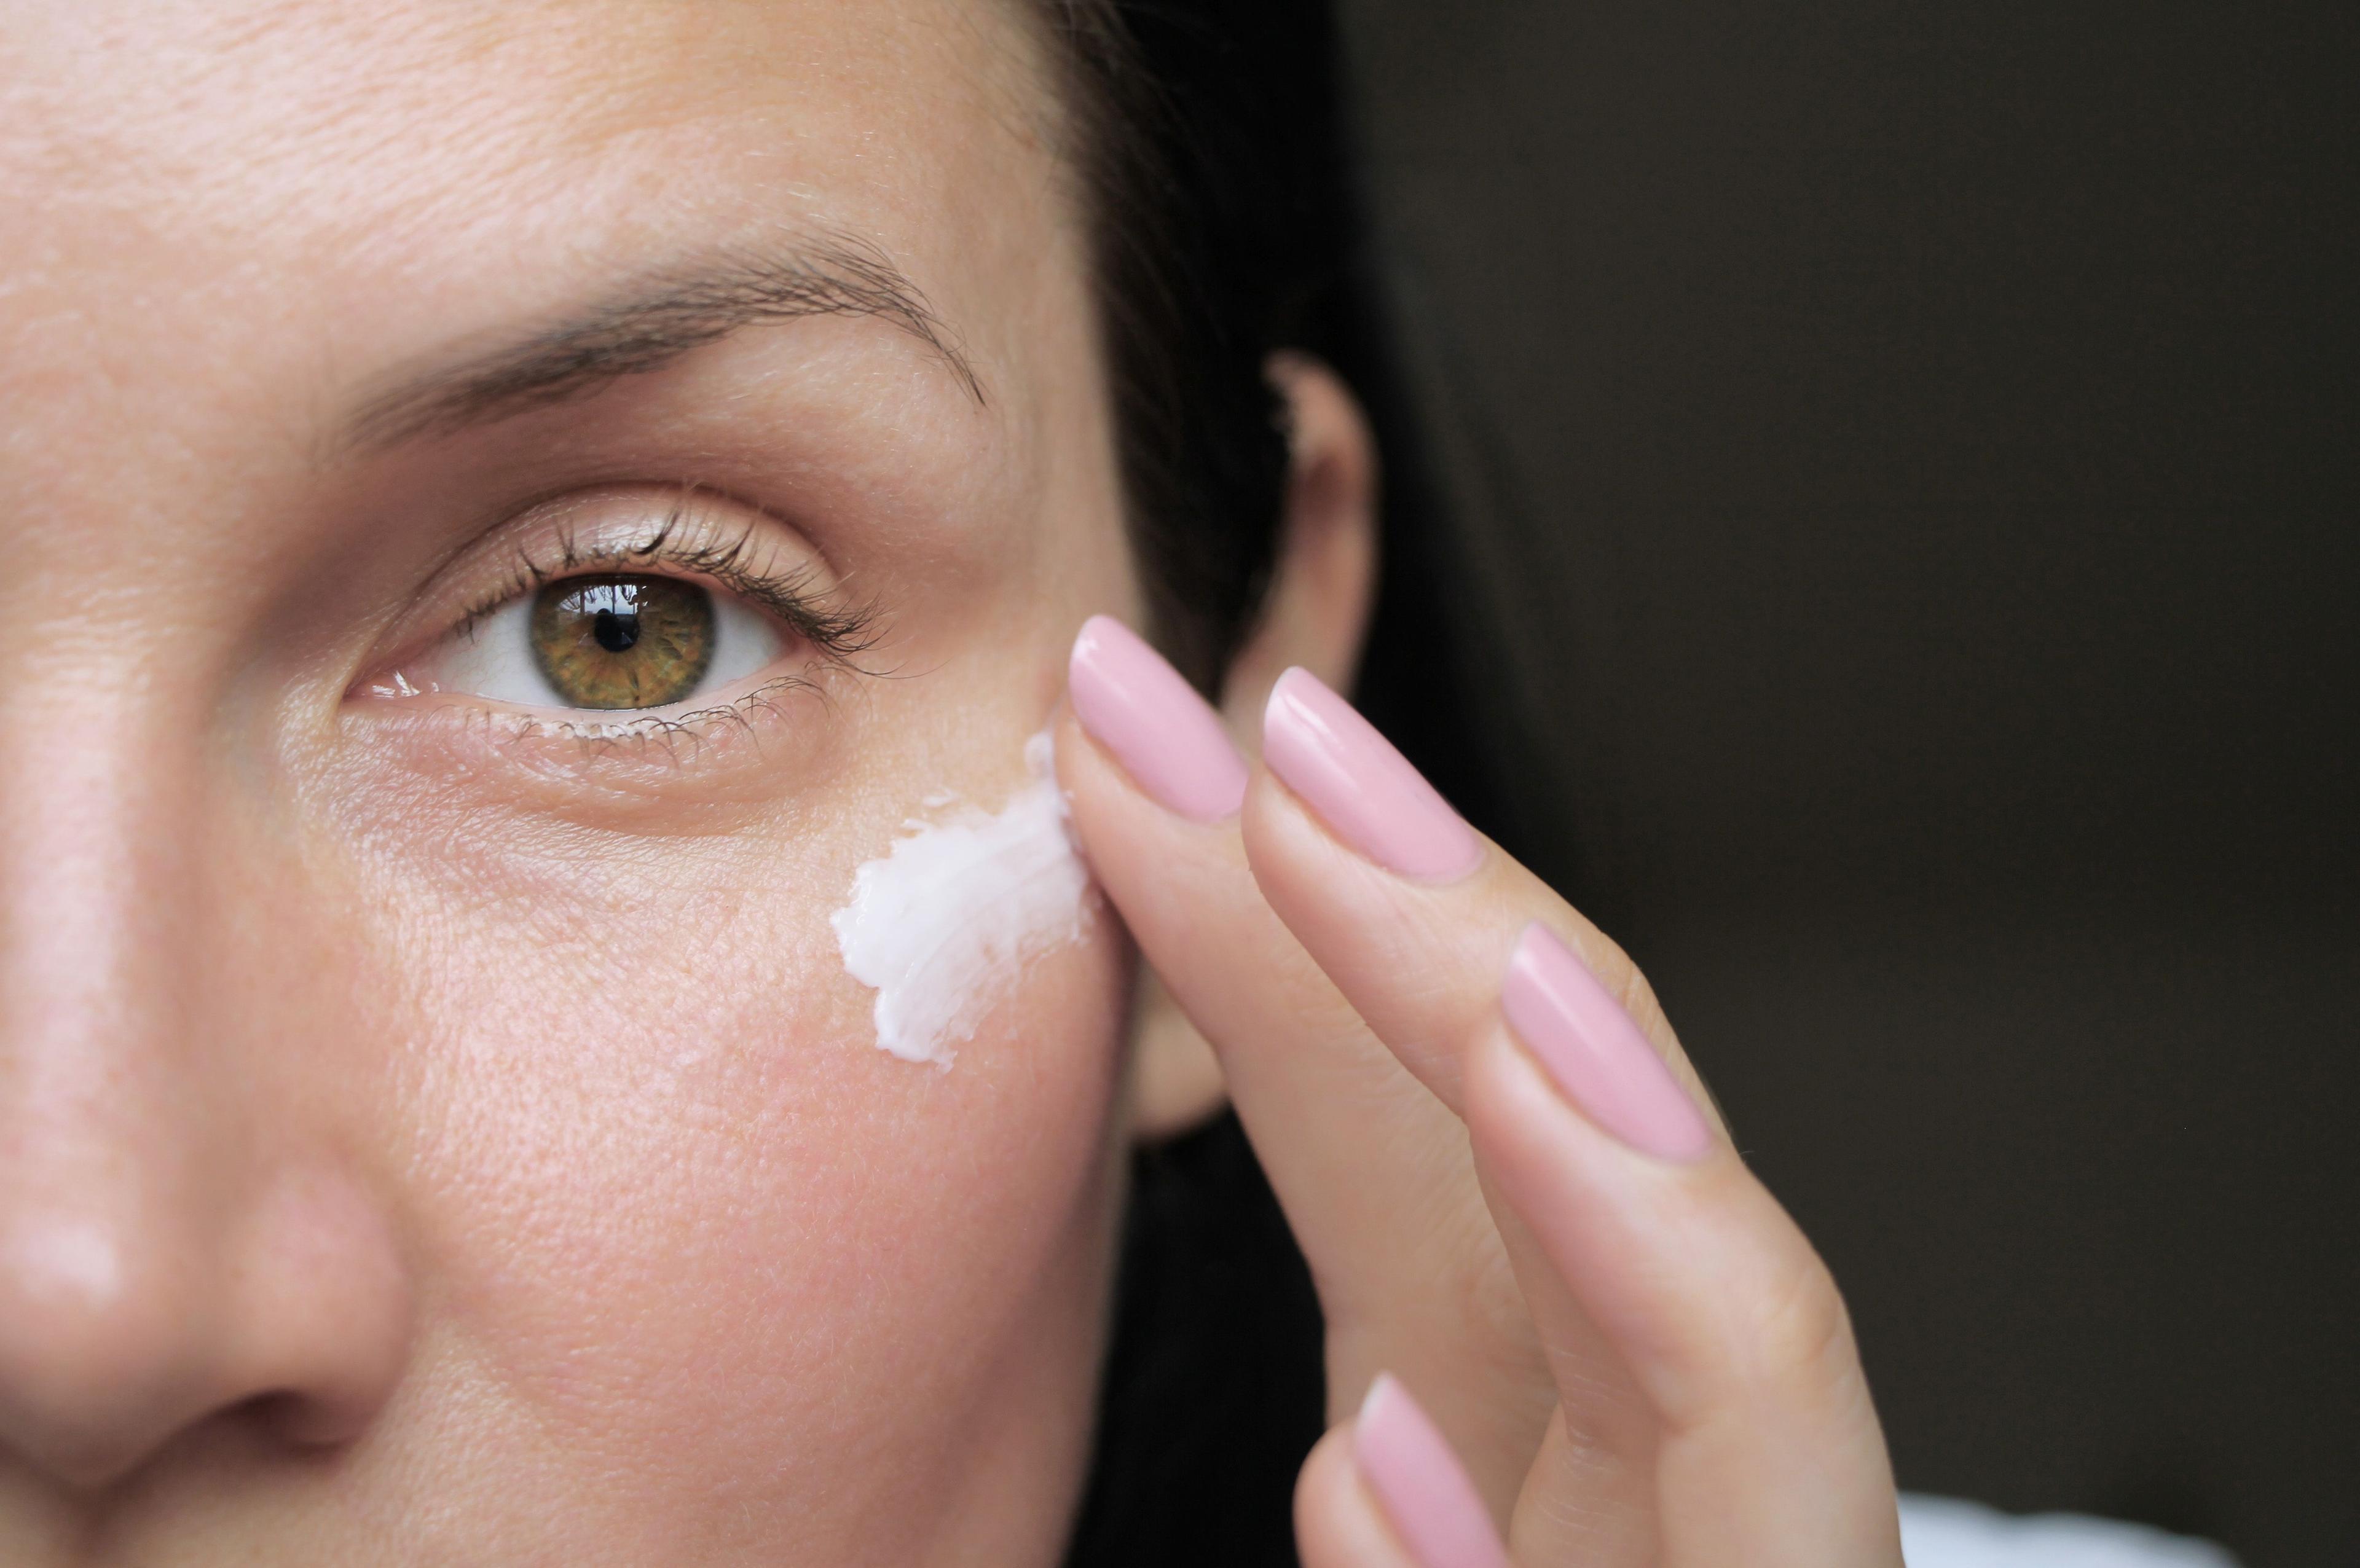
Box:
left=417, top=581, right=787, bottom=711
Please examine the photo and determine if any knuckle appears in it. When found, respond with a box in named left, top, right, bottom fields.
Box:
left=1452, top=1230, right=1551, bottom=1387
left=1739, top=1249, right=1858, bottom=1402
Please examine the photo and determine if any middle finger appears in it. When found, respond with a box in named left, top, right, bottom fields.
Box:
left=1056, top=617, right=1552, bottom=1511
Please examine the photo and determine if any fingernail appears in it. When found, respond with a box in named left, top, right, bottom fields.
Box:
left=1500, top=923, right=1713, bottom=1162
left=1068, top=615, right=1248, bottom=824
left=1261, top=667, right=1482, bottom=880
left=1352, top=1374, right=1510, bottom=1568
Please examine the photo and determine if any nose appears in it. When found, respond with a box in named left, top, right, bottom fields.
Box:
left=0, top=710, right=412, bottom=1493
left=0, top=1185, right=412, bottom=1490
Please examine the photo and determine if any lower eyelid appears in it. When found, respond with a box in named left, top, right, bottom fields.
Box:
left=337, top=669, right=847, bottom=825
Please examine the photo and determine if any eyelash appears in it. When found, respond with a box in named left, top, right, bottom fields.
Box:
left=448, top=500, right=883, bottom=673
left=489, top=673, right=833, bottom=763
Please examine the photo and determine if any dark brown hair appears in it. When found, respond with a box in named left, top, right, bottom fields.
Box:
left=1028, top=1, right=1351, bottom=690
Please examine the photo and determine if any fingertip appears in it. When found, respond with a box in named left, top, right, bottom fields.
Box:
left=1501, top=922, right=1714, bottom=1163
left=1350, top=1373, right=1511, bottom=1568
left=1260, top=665, right=1484, bottom=883
left=1064, top=613, right=1122, bottom=696
left=1296, top=1425, right=1417, bottom=1568
left=1066, top=613, right=1246, bottom=825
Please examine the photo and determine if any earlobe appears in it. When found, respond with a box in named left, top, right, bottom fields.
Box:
left=1128, top=354, right=1381, bottom=1144
left=1128, top=971, right=1231, bottom=1140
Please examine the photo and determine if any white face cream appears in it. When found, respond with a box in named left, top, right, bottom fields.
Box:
left=830, top=731, right=1093, bottom=1067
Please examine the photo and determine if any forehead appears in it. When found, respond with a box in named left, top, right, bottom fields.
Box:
left=1, top=0, right=1067, bottom=412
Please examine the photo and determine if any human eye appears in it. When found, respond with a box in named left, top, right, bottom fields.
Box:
left=419, top=571, right=776, bottom=713
left=355, top=487, right=877, bottom=735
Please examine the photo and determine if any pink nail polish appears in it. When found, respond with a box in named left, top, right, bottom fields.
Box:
left=1352, top=1374, right=1510, bottom=1568
left=1500, top=923, right=1713, bottom=1162
left=1261, top=667, right=1482, bottom=880
left=1068, top=615, right=1248, bottom=824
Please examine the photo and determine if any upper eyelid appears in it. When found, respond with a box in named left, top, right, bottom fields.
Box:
left=425, top=489, right=885, bottom=669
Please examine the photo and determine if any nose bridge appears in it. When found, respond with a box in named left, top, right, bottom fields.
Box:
left=0, top=606, right=414, bottom=1490
left=3, top=662, right=205, bottom=1087
left=0, top=675, right=211, bottom=1159
left=0, top=680, right=234, bottom=1447
left=0, top=276, right=411, bottom=1494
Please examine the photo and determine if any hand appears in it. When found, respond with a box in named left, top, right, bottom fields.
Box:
left=1058, top=616, right=1903, bottom=1568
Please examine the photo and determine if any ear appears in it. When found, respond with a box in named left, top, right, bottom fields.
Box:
left=1131, top=354, right=1381, bottom=1140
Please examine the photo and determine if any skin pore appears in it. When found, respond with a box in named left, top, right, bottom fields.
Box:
left=0, top=2, right=1390, bottom=1561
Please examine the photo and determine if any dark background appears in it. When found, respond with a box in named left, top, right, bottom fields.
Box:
left=1338, top=1, right=2356, bottom=1562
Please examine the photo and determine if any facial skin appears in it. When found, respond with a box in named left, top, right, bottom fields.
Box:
left=0, top=2, right=1153, bottom=1561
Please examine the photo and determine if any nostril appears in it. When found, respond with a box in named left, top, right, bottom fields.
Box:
left=237, top=1388, right=363, bottom=1452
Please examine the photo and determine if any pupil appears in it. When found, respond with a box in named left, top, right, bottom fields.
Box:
left=592, top=606, right=640, bottom=654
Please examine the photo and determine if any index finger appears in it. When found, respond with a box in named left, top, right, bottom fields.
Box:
left=1054, top=616, right=1556, bottom=1506
left=1246, top=665, right=1720, bottom=1131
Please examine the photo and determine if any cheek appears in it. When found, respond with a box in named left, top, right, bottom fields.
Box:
left=369, top=842, right=1128, bottom=1548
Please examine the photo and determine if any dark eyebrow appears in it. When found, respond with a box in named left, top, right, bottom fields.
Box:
left=342, top=235, right=983, bottom=451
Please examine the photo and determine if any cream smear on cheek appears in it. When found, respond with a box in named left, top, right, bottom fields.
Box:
left=830, top=731, right=1094, bottom=1067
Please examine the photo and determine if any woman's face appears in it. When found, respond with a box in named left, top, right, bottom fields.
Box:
left=0, top=2, right=1143, bottom=1561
